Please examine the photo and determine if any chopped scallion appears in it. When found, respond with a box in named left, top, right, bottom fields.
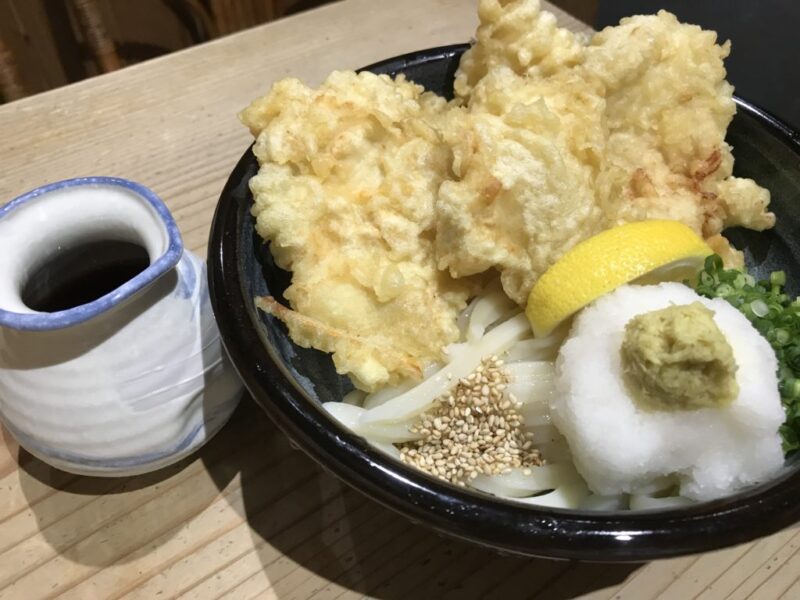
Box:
left=751, top=299, right=769, bottom=317
left=695, top=254, right=800, bottom=454
left=771, top=271, right=786, bottom=286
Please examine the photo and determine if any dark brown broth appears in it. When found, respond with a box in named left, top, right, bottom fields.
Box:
left=22, top=240, right=150, bottom=313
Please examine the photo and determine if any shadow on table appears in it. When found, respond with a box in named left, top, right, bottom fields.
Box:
left=11, top=398, right=639, bottom=595
left=12, top=400, right=244, bottom=569
left=212, top=403, right=642, bottom=599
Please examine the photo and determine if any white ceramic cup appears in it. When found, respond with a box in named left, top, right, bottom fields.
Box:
left=0, top=177, right=242, bottom=476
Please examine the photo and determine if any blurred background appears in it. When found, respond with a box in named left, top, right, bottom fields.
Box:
left=1, top=0, right=798, bottom=130
left=0, top=0, right=327, bottom=100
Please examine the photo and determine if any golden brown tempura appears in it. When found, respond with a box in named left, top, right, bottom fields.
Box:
left=241, top=71, right=476, bottom=391
left=440, top=0, right=605, bottom=303
left=241, top=0, right=775, bottom=389
left=436, top=101, right=602, bottom=304
left=451, top=0, right=773, bottom=284
left=589, top=12, right=773, bottom=251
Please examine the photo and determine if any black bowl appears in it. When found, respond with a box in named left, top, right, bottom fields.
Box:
left=208, top=45, right=800, bottom=560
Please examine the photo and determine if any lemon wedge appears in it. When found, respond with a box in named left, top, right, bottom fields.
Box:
left=525, top=220, right=714, bottom=337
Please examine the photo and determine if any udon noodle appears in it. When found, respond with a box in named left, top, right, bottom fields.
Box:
left=323, top=290, right=694, bottom=510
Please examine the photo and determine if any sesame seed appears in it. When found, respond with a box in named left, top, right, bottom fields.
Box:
left=398, top=355, right=542, bottom=486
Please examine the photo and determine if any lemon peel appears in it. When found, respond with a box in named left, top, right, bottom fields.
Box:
left=525, top=220, right=714, bottom=337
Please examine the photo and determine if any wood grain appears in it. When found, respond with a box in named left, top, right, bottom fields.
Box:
left=0, top=0, right=797, bottom=598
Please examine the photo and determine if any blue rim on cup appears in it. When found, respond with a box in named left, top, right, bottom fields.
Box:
left=0, top=176, right=184, bottom=331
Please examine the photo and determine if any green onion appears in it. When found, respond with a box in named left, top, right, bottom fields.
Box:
left=715, top=283, right=734, bottom=297
left=751, top=299, right=769, bottom=317
left=694, top=255, right=800, bottom=455
left=774, top=329, right=791, bottom=346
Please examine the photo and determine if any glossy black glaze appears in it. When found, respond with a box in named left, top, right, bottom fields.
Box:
left=208, top=45, right=800, bottom=561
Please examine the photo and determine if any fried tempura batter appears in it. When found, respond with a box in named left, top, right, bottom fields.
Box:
left=453, top=0, right=587, bottom=99
left=242, top=0, right=775, bottom=388
left=440, top=0, right=607, bottom=303
left=449, top=1, right=773, bottom=288
left=242, top=72, right=475, bottom=391
left=589, top=11, right=774, bottom=259
left=436, top=101, right=601, bottom=304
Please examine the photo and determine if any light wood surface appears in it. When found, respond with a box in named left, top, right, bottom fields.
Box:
left=0, top=0, right=797, bottom=598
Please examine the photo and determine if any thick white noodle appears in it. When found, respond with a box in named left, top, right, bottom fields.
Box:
left=629, top=494, right=694, bottom=510
left=469, top=479, right=530, bottom=498
left=456, top=296, right=479, bottom=338
left=329, top=297, right=697, bottom=511
left=362, top=363, right=441, bottom=410
left=504, top=362, right=556, bottom=410
left=507, top=379, right=556, bottom=403
left=504, top=337, right=560, bottom=362
left=504, top=361, right=556, bottom=382
left=368, top=440, right=402, bottom=459
left=519, top=401, right=552, bottom=426
left=360, top=314, right=532, bottom=425
left=343, top=390, right=366, bottom=406
left=511, top=480, right=590, bottom=509
left=469, top=464, right=583, bottom=498
left=362, top=380, right=418, bottom=410
left=580, top=494, right=629, bottom=511
left=536, top=440, right=574, bottom=463
left=524, top=424, right=563, bottom=446
left=467, top=290, right=517, bottom=343
left=512, top=376, right=553, bottom=426
left=323, top=402, right=421, bottom=443
left=630, top=476, right=678, bottom=496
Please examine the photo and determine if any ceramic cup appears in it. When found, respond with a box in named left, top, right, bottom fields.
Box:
left=0, top=177, right=242, bottom=476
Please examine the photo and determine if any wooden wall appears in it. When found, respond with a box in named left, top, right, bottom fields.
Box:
left=0, top=0, right=593, bottom=103
left=0, top=0, right=318, bottom=101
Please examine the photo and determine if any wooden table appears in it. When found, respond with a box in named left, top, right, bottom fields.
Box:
left=0, top=1, right=797, bottom=598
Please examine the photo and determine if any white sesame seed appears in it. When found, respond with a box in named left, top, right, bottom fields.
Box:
left=397, top=356, right=543, bottom=485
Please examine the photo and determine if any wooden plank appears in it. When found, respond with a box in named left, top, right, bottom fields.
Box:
left=778, top=575, right=800, bottom=600
left=749, top=546, right=800, bottom=600
left=606, top=556, right=698, bottom=600
left=532, top=562, right=642, bottom=600
left=727, top=529, right=800, bottom=600
left=699, top=526, right=800, bottom=599
left=656, top=543, right=754, bottom=599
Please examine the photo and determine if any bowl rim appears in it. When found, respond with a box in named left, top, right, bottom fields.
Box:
left=208, top=44, right=800, bottom=561
left=0, top=176, right=183, bottom=331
